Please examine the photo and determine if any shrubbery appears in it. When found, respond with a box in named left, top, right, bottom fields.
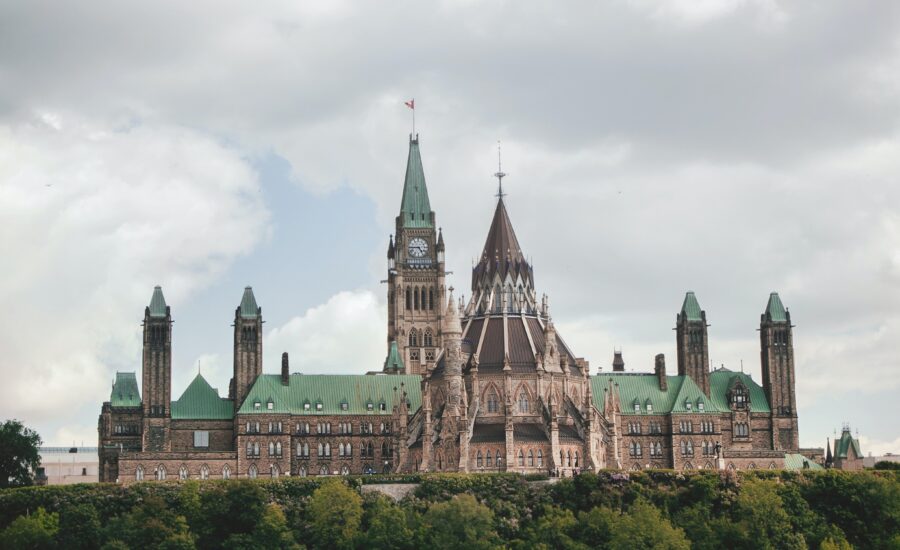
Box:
left=0, top=470, right=896, bottom=549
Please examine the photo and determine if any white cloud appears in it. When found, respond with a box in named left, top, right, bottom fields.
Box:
left=0, top=112, right=269, bottom=428
left=264, top=290, right=386, bottom=375
left=857, top=435, right=900, bottom=458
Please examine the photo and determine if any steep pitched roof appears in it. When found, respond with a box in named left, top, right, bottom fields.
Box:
left=110, top=372, right=141, bottom=408
left=590, top=374, right=724, bottom=415
left=709, top=368, right=771, bottom=413
left=148, top=286, right=167, bottom=317
left=784, top=453, right=824, bottom=470
left=680, top=291, right=703, bottom=322
left=472, top=198, right=533, bottom=288
left=383, top=341, right=405, bottom=373
left=835, top=428, right=862, bottom=459
left=238, top=374, right=422, bottom=415
left=398, top=137, right=432, bottom=228
left=765, top=292, right=787, bottom=322
left=239, top=286, right=260, bottom=319
left=171, top=374, right=234, bottom=420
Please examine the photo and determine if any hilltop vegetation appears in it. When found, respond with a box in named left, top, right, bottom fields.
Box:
left=0, top=470, right=897, bottom=549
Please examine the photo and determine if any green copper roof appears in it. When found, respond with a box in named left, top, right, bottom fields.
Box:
left=591, top=374, right=723, bottom=415
left=399, top=138, right=433, bottom=228
left=239, top=287, right=259, bottom=319
left=110, top=372, right=141, bottom=408
left=238, top=374, right=421, bottom=415
left=680, top=291, right=702, bottom=322
left=709, top=369, right=771, bottom=413
left=383, top=341, right=405, bottom=373
left=784, top=453, right=824, bottom=470
left=765, top=292, right=787, bottom=322
left=149, top=286, right=167, bottom=317
left=171, top=374, right=233, bottom=420
left=835, top=429, right=862, bottom=459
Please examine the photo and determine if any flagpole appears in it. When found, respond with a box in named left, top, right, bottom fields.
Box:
left=412, top=102, right=416, bottom=136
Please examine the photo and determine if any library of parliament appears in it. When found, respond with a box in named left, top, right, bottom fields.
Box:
left=99, top=136, right=807, bottom=483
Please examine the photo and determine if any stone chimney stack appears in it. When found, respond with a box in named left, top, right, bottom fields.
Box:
left=281, top=352, right=290, bottom=386
left=655, top=354, right=667, bottom=391
left=612, top=350, right=625, bottom=372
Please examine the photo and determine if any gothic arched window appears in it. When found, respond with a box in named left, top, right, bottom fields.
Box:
left=486, top=450, right=493, bottom=467
left=496, top=450, right=502, bottom=466
left=135, top=466, right=144, bottom=481
left=248, top=464, right=258, bottom=479
left=421, top=288, right=427, bottom=311
left=429, top=288, right=434, bottom=310
left=409, top=329, right=418, bottom=347
left=518, top=449, right=525, bottom=466
left=319, top=465, right=328, bottom=476
left=487, top=391, right=499, bottom=413
left=423, top=329, right=433, bottom=347
left=537, top=450, right=543, bottom=467
left=477, top=450, right=483, bottom=467
left=200, top=465, right=209, bottom=480
left=567, top=450, right=572, bottom=467
left=179, top=465, right=189, bottom=480
left=406, top=287, right=411, bottom=310
left=222, top=465, right=230, bottom=480
left=414, top=287, right=420, bottom=310
left=156, top=464, right=166, bottom=481
left=528, top=450, right=534, bottom=466
left=518, top=391, right=529, bottom=413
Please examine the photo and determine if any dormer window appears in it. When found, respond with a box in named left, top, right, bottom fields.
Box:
left=367, top=402, right=374, bottom=411
left=633, top=402, right=640, bottom=413
left=341, top=402, right=348, bottom=411
left=379, top=403, right=386, bottom=412
left=698, top=401, right=705, bottom=412
left=254, top=401, right=261, bottom=410
left=316, top=402, right=323, bottom=411
left=267, top=401, right=274, bottom=410
left=685, top=401, right=692, bottom=411
left=646, top=401, right=653, bottom=413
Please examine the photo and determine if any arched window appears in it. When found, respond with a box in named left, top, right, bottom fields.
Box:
left=319, top=465, right=328, bottom=476
left=684, top=462, right=694, bottom=471
left=437, top=453, right=443, bottom=470
left=567, top=450, right=572, bottom=467
left=477, top=451, right=483, bottom=467
left=276, top=442, right=282, bottom=456
left=680, top=440, right=687, bottom=456
left=271, top=464, right=280, bottom=478
left=630, top=463, right=641, bottom=471
left=518, top=449, right=525, bottom=466
left=414, top=287, right=420, bottom=310
left=200, top=465, right=209, bottom=480
left=487, top=391, right=499, bottom=413
left=222, top=465, right=230, bottom=480
left=298, top=466, right=307, bottom=477
left=325, top=443, right=331, bottom=457
left=248, top=464, right=258, bottom=479
left=254, top=442, right=259, bottom=456
left=486, top=450, right=493, bottom=467
left=318, top=443, right=324, bottom=457
left=268, top=442, right=275, bottom=456
left=496, top=450, right=502, bottom=467
left=686, top=441, right=694, bottom=456
left=560, top=450, right=565, bottom=466
left=339, top=443, right=345, bottom=457
left=518, top=391, right=529, bottom=413
left=156, top=465, right=166, bottom=481
left=135, top=466, right=144, bottom=481
left=341, top=465, right=350, bottom=475
left=174, top=464, right=188, bottom=481
left=406, top=287, right=411, bottom=310
left=537, top=450, right=543, bottom=467
left=429, top=288, right=434, bottom=310
left=424, top=329, right=433, bottom=347
left=421, top=288, right=427, bottom=311
left=574, top=451, right=580, bottom=467
left=382, top=441, right=390, bottom=458
left=409, top=329, right=418, bottom=347
left=346, top=443, right=353, bottom=457
left=528, top=450, right=534, bottom=467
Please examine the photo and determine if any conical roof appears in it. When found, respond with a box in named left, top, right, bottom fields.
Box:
left=765, top=292, right=787, bottom=322
left=472, top=198, right=532, bottom=288
left=680, top=291, right=702, bottom=322
left=398, top=137, right=432, bottom=228
left=239, top=286, right=260, bottom=318
left=148, top=286, right=167, bottom=317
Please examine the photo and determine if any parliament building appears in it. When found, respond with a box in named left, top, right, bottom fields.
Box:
left=99, top=136, right=805, bottom=483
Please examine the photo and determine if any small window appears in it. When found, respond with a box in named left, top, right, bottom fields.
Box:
left=633, top=402, right=640, bottom=413
left=685, top=401, right=692, bottom=411
left=341, top=402, right=348, bottom=411
left=254, top=401, right=261, bottom=410
left=698, top=402, right=704, bottom=411
left=193, top=430, right=209, bottom=448
left=367, top=402, right=374, bottom=411
left=267, top=401, right=274, bottom=410
left=316, top=402, right=323, bottom=411
left=304, top=402, right=310, bottom=411
left=379, top=403, right=386, bottom=412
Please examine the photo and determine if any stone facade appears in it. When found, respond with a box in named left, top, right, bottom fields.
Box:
left=99, top=135, right=803, bottom=483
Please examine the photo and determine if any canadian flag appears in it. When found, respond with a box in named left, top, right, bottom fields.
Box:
left=404, top=99, right=415, bottom=110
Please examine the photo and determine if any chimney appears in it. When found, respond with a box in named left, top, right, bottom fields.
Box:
left=655, top=354, right=667, bottom=391
left=281, top=352, right=290, bottom=386
left=612, top=350, right=625, bottom=372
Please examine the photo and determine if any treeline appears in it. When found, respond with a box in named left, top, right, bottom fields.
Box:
left=0, top=470, right=897, bottom=549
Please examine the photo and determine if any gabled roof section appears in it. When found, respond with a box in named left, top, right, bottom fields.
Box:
left=784, top=453, right=824, bottom=470
left=399, top=137, right=433, bottom=228
left=383, top=341, right=405, bottom=373
left=237, top=374, right=422, bottom=415
left=148, top=286, right=167, bottom=317
left=680, top=292, right=702, bottom=322
left=471, top=198, right=533, bottom=290
left=590, top=374, right=724, bottom=415
left=171, top=374, right=233, bottom=420
left=765, top=292, right=787, bottom=322
left=835, top=428, right=862, bottom=459
left=110, top=372, right=141, bottom=408
left=239, top=286, right=260, bottom=319
left=709, top=368, right=771, bottom=413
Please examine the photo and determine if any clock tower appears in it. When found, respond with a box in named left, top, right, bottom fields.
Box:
left=385, top=135, right=446, bottom=375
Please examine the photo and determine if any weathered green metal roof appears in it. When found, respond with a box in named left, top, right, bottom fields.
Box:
left=784, top=453, right=824, bottom=470
left=110, top=372, right=141, bottom=408
left=590, top=374, right=723, bottom=415
left=383, top=341, right=405, bottom=373
left=171, top=374, right=234, bottom=420
left=239, top=286, right=259, bottom=319
left=680, top=291, right=702, bottom=322
left=765, top=292, right=787, bottom=322
left=149, top=286, right=167, bottom=317
left=398, top=138, right=433, bottom=228
left=238, top=374, right=422, bottom=415
left=709, top=368, right=771, bottom=413
left=835, top=429, right=862, bottom=459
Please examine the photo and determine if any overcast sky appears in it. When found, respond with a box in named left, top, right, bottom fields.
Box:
left=1, top=0, right=898, bottom=455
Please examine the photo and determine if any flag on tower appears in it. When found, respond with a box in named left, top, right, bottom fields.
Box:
left=405, top=99, right=415, bottom=110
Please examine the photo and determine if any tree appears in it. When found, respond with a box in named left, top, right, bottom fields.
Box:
left=729, top=480, right=806, bottom=550
left=0, top=419, right=42, bottom=488
left=0, top=507, right=59, bottom=550
left=361, top=493, right=415, bottom=550
left=609, top=499, right=691, bottom=550
left=516, top=504, right=587, bottom=550
left=250, top=504, right=301, bottom=550
left=58, top=503, right=101, bottom=550
left=195, top=481, right=266, bottom=548
left=418, top=493, right=501, bottom=550
left=307, top=479, right=363, bottom=550
left=104, top=495, right=195, bottom=549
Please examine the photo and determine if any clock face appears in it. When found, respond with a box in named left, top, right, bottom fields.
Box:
left=408, top=237, right=428, bottom=258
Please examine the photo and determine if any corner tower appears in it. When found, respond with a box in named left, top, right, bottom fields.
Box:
left=386, top=135, right=445, bottom=375
left=141, top=286, right=172, bottom=451
left=675, top=291, right=710, bottom=396
left=232, top=286, right=262, bottom=407
left=760, top=292, right=799, bottom=450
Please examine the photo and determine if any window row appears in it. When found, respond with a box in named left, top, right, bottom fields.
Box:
left=408, top=328, right=435, bottom=347
left=734, top=422, right=750, bottom=437
left=252, top=400, right=392, bottom=413
left=245, top=441, right=283, bottom=457
left=136, top=464, right=230, bottom=481
left=405, top=287, right=437, bottom=311
left=629, top=441, right=664, bottom=458
left=113, top=424, right=138, bottom=434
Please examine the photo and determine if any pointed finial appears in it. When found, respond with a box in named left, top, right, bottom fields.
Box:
left=494, top=141, right=506, bottom=199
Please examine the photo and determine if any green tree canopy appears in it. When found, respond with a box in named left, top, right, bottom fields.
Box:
left=0, top=419, right=42, bottom=488
left=0, top=506, right=58, bottom=550
left=307, top=479, right=363, bottom=550
left=418, top=493, right=501, bottom=550
left=58, top=502, right=101, bottom=550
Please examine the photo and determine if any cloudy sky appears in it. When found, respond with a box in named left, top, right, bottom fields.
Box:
left=1, top=0, right=898, bottom=455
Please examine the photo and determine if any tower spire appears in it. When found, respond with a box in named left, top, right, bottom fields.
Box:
left=494, top=141, right=506, bottom=199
